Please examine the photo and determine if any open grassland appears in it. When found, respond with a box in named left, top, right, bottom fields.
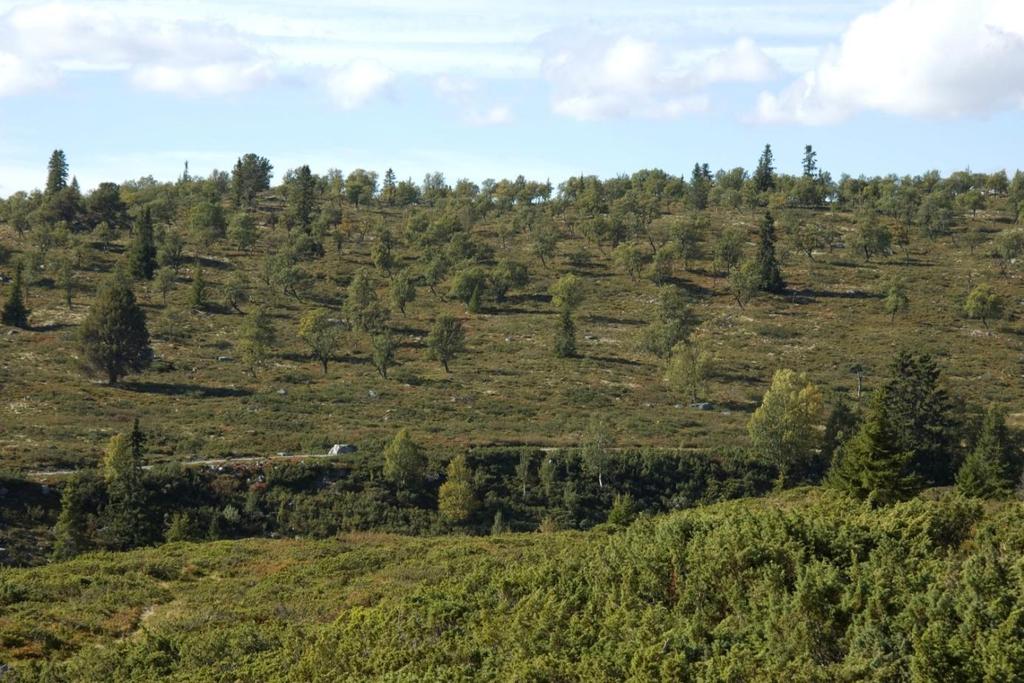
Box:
left=2, top=201, right=1022, bottom=471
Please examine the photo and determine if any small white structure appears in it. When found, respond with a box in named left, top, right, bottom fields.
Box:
left=328, top=443, right=357, bottom=456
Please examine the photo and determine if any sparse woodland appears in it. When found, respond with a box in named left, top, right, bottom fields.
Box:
left=3, top=147, right=1024, bottom=678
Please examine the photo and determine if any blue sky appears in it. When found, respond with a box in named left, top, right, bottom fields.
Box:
left=0, top=0, right=1022, bottom=195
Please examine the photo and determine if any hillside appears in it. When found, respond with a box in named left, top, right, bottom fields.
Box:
left=2, top=168, right=1022, bottom=472
left=2, top=489, right=1023, bottom=681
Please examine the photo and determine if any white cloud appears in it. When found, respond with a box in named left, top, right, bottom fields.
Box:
left=131, top=63, right=273, bottom=95
left=540, top=33, right=774, bottom=121
left=433, top=74, right=515, bottom=125
left=326, top=60, right=395, bottom=109
left=757, top=0, right=1024, bottom=124
left=701, top=38, right=781, bottom=84
left=0, top=51, right=56, bottom=95
left=0, top=1, right=268, bottom=96
left=466, top=105, right=513, bottom=126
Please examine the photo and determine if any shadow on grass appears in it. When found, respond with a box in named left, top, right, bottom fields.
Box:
left=582, top=354, right=644, bottom=367
left=194, top=255, right=233, bottom=271
left=509, top=293, right=553, bottom=305
left=487, top=306, right=556, bottom=316
left=711, top=371, right=764, bottom=386
left=584, top=314, right=647, bottom=326
left=277, top=352, right=373, bottom=366
left=390, top=325, right=428, bottom=337
left=30, top=321, right=74, bottom=333
left=714, top=399, right=758, bottom=413
left=122, top=381, right=252, bottom=398
left=788, top=288, right=882, bottom=301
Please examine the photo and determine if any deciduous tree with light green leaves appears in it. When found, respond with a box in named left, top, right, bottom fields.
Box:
left=383, top=428, right=426, bottom=490
left=345, top=268, right=389, bottom=333
left=550, top=273, right=584, bottom=312
left=748, top=369, right=824, bottom=483
left=371, top=331, right=397, bottom=379
left=427, top=314, right=465, bottom=373
left=298, top=309, right=344, bottom=375
left=964, top=283, right=1003, bottom=328
left=729, top=258, right=760, bottom=309
left=580, top=418, right=613, bottom=489
left=389, top=269, right=416, bottom=315
left=239, top=307, right=276, bottom=378
left=664, top=338, right=711, bottom=403
left=883, top=277, right=909, bottom=321
left=612, top=243, right=644, bottom=280
left=438, top=454, right=477, bottom=523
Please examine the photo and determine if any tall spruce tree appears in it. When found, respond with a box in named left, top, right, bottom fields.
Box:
left=753, top=144, right=776, bottom=193
left=287, top=165, right=316, bottom=230
left=46, top=149, right=69, bottom=195
left=882, top=351, right=958, bottom=485
left=99, top=424, right=149, bottom=550
left=1, top=261, right=30, bottom=328
left=829, top=391, right=922, bottom=506
left=756, top=211, right=785, bottom=293
left=126, top=208, right=157, bottom=280
left=802, top=145, right=818, bottom=177
left=957, top=406, right=1015, bottom=498
left=51, top=474, right=90, bottom=560
left=78, top=273, right=152, bottom=384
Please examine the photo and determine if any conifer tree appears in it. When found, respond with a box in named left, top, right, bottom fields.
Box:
left=78, top=273, right=151, bottom=384
left=189, top=265, right=208, bottom=310
left=882, top=351, right=957, bottom=485
left=554, top=308, right=576, bottom=357
left=52, top=474, right=90, bottom=560
left=829, top=391, right=922, bottom=506
left=287, top=164, right=316, bottom=229
left=756, top=211, right=785, bottom=293
left=46, top=149, right=69, bottom=195
left=126, top=208, right=157, bottom=280
left=822, top=397, right=859, bottom=469
left=99, top=425, right=149, bottom=550
left=753, top=143, right=776, bottom=193
left=957, top=406, right=1015, bottom=498
left=1, top=261, right=30, bottom=328
left=55, top=253, right=75, bottom=309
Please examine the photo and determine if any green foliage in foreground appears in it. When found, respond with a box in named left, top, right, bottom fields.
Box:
left=4, top=489, right=1024, bottom=681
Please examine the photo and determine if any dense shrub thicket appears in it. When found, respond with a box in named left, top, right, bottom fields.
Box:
left=26, top=444, right=774, bottom=560
left=5, top=490, right=1024, bottom=680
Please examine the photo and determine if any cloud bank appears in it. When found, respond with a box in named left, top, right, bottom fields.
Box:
left=758, top=0, right=1024, bottom=124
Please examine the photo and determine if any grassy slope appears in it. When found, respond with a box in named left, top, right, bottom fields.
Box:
left=3, top=488, right=1023, bottom=680
left=2, top=203, right=1022, bottom=470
